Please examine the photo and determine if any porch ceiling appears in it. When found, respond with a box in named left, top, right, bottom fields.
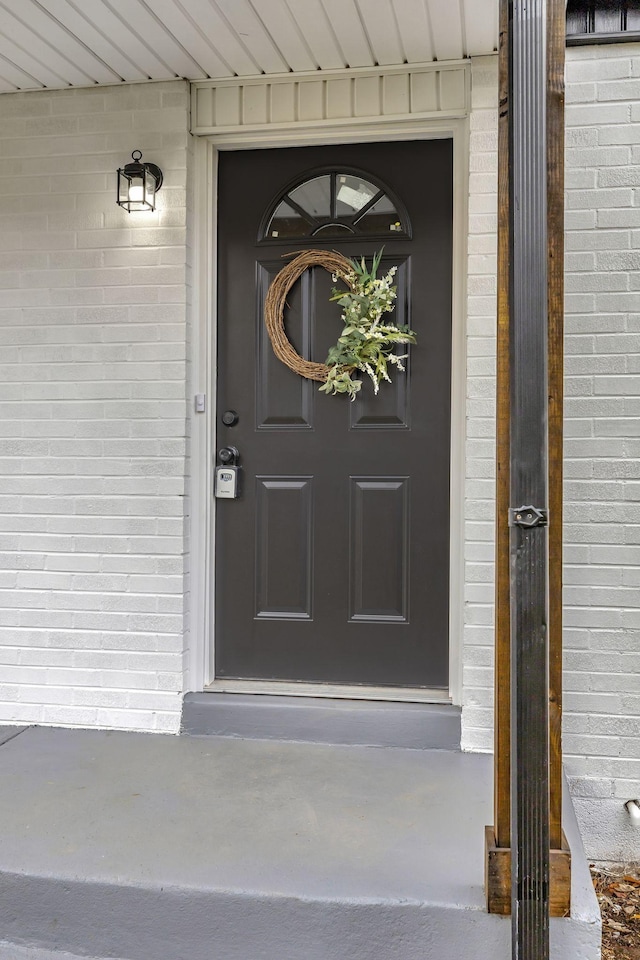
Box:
left=0, top=0, right=498, bottom=95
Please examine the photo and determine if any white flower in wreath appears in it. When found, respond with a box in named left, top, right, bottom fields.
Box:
left=319, top=251, right=417, bottom=400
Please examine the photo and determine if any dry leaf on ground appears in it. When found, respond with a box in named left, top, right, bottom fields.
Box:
left=592, top=865, right=640, bottom=960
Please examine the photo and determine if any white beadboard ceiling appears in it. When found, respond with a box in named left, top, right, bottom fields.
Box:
left=0, top=0, right=498, bottom=94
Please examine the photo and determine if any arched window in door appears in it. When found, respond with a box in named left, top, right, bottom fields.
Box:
left=261, top=168, right=411, bottom=241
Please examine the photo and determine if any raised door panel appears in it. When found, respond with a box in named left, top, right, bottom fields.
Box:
left=349, top=256, right=411, bottom=430
left=256, top=262, right=314, bottom=429
left=255, top=477, right=313, bottom=619
left=349, top=478, right=410, bottom=622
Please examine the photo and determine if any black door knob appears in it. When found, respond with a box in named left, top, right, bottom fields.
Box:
left=222, top=410, right=239, bottom=426
left=218, top=446, right=239, bottom=465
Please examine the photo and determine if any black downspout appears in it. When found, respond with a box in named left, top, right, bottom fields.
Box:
left=508, top=1, right=551, bottom=958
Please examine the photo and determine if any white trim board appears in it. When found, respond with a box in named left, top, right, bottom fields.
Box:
left=187, top=137, right=217, bottom=694
left=187, top=104, right=469, bottom=706
left=191, top=62, right=471, bottom=144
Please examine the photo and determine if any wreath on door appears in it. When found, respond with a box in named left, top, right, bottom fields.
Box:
left=264, top=249, right=416, bottom=400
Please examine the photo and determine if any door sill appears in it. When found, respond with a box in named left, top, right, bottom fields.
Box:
left=183, top=691, right=460, bottom=749
left=205, top=678, right=451, bottom=704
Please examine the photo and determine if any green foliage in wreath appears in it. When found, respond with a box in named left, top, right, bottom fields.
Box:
left=319, top=249, right=417, bottom=401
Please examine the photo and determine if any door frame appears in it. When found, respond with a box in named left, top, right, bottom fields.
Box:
left=187, top=116, right=469, bottom=705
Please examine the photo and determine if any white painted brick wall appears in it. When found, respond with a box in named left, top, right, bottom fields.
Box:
left=0, top=80, right=190, bottom=734
left=463, top=48, right=640, bottom=860
left=564, top=43, right=640, bottom=860
left=462, top=57, right=499, bottom=754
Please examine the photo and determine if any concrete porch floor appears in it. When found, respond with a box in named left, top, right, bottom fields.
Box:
left=0, top=725, right=600, bottom=960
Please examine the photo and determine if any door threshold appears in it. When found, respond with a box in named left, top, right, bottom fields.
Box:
left=205, top=678, right=451, bottom=704
left=183, top=691, right=460, bottom=749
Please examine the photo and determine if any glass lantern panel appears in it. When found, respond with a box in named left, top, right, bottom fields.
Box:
left=128, top=175, right=146, bottom=206
left=144, top=170, right=156, bottom=209
left=118, top=172, right=130, bottom=206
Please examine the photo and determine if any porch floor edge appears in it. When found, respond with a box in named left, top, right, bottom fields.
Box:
left=0, top=945, right=130, bottom=960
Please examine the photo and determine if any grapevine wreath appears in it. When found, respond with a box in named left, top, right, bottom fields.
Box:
left=263, top=249, right=416, bottom=400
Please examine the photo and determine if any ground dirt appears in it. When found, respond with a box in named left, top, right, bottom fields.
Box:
left=591, top=865, right=640, bottom=960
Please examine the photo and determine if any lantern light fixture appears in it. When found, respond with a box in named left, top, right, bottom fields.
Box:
left=116, top=149, right=163, bottom=213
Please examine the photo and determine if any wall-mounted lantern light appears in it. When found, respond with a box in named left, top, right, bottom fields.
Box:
left=116, top=150, right=163, bottom=212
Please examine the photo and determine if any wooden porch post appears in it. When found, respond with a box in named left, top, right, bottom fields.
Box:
left=485, top=0, right=571, bottom=925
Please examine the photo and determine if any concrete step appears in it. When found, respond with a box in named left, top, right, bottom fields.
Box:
left=182, top=691, right=461, bottom=749
left=0, top=727, right=600, bottom=960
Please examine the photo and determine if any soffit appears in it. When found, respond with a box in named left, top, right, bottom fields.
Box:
left=0, top=0, right=498, bottom=94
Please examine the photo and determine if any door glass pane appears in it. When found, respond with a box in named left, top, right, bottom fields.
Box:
left=357, top=196, right=405, bottom=235
left=288, top=176, right=331, bottom=218
left=335, top=175, right=378, bottom=215
left=267, top=200, right=310, bottom=238
left=262, top=169, right=409, bottom=240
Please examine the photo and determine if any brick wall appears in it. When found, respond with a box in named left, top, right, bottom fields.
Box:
left=0, top=80, right=190, bottom=734
left=462, top=57, right=499, bottom=754
left=462, top=48, right=640, bottom=860
left=563, top=42, right=640, bottom=860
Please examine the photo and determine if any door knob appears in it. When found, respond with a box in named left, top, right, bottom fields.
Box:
left=218, top=446, right=239, bottom=466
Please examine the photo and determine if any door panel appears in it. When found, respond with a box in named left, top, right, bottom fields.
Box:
left=256, top=263, right=314, bottom=429
left=216, top=140, right=452, bottom=689
left=349, top=477, right=410, bottom=622
left=255, top=476, right=313, bottom=620
left=348, top=257, right=410, bottom=430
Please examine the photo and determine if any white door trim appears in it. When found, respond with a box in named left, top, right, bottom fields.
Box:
left=186, top=136, right=216, bottom=694
left=187, top=117, right=469, bottom=706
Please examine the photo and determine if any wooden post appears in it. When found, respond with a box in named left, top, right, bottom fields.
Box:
left=485, top=0, right=571, bottom=923
left=493, top=0, right=512, bottom=855
left=547, top=0, right=567, bottom=858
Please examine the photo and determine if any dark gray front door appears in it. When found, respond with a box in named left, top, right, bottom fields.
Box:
left=216, top=140, right=452, bottom=689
